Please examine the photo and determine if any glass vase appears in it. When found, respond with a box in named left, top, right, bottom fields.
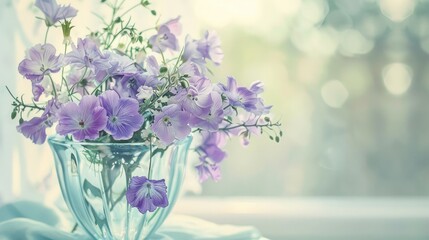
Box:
left=48, top=135, right=192, bottom=240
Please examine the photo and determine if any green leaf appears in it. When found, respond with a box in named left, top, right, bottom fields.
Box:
left=138, top=36, right=143, bottom=43
left=11, top=110, right=17, bottom=119
left=159, top=67, right=168, bottom=73
left=142, top=1, right=150, bottom=7
left=269, top=136, right=274, bottom=140
left=275, top=136, right=280, bottom=143
left=151, top=10, right=157, bottom=16
left=279, top=131, right=283, bottom=137
left=19, top=118, right=24, bottom=125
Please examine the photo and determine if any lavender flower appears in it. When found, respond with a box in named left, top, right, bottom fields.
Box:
left=172, top=78, right=213, bottom=117
left=96, top=52, right=138, bottom=82
left=219, top=77, right=258, bottom=112
left=56, top=95, right=107, bottom=141
left=126, top=176, right=169, bottom=214
left=152, top=104, right=191, bottom=145
left=18, top=44, right=63, bottom=82
left=65, top=38, right=110, bottom=75
left=35, top=0, right=77, bottom=26
left=67, top=68, right=95, bottom=96
left=198, top=131, right=227, bottom=163
left=99, top=90, right=144, bottom=140
left=197, top=30, right=224, bottom=65
left=149, top=17, right=182, bottom=53
left=196, top=162, right=221, bottom=182
left=114, top=73, right=146, bottom=99
left=17, top=99, right=60, bottom=144
left=31, top=82, right=45, bottom=101
left=182, top=36, right=208, bottom=73
left=194, top=131, right=227, bottom=182
left=189, top=92, right=224, bottom=131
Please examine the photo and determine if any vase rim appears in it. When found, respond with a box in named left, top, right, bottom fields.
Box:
left=47, top=135, right=192, bottom=147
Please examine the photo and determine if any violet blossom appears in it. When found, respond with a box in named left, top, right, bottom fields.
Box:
left=151, top=104, right=191, bottom=145
left=17, top=99, right=60, bottom=144
left=197, top=30, right=224, bottom=65
left=189, top=92, right=224, bottom=131
left=114, top=73, right=146, bottom=99
left=35, top=0, right=77, bottom=26
left=148, top=17, right=182, bottom=53
left=96, top=52, right=138, bottom=82
left=18, top=44, right=62, bottom=82
left=67, top=68, right=95, bottom=96
left=194, top=131, right=228, bottom=182
left=65, top=38, right=110, bottom=75
left=56, top=95, right=107, bottom=141
left=126, top=176, right=169, bottom=214
left=171, top=77, right=213, bottom=117
left=99, top=90, right=144, bottom=140
left=196, top=162, right=221, bottom=182
left=219, top=77, right=258, bottom=112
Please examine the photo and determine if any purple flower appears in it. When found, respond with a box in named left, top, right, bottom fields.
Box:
left=196, top=162, right=221, bottom=182
left=96, top=52, right=138, bottom=82
left=163, top=16, right=182, bottom=36
left=194, top=131, right=227, bottom=182
left=182, top=37, right=208, bottom=73
left=56, top=95, right=107, bottom=141
left=149, top=17, right=182, bottom=53
left=17, top=99, right=60, bottom=144
left=189, top=92, right=224, bottom=131
left=35, top=0, right=77, bottom=26
left=197, top=31, right=224, bottom=65
left=32, top=82, right=45, bottom=101
left=18, top=44, right=63, bottom=82
left=198, top=131, right=227, bottom=163
left=219, top=77, right=258, bottom=112
left=17, top=116, right=51, bottom=145
left=67, top=68, right=95, bottom=96
left=126, top=176, right=169, bottom=214
left=99, top=90, right=144, bottom=140
left=114, top=73, right=146, bottom=99
left=151, top=104, right=191, bottom=145
left=172, top=78, right=212, bottom=117
left=65, top=38, right=110, bottom=74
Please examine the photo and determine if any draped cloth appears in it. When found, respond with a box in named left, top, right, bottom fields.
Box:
left=0, top=201, right=267, bottom=240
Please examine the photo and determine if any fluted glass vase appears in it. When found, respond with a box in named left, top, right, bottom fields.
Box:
left=48, top=135, right=192, bottom=240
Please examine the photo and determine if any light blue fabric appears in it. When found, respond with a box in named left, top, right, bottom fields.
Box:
left=0, top=201, right=267, bottom=240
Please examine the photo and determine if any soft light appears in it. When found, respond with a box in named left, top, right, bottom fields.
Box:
left=379, top=0, right=415, bottom=22
left=321, top=80, right=349, bottom=108
left=382, top=63, right=412, bottom=95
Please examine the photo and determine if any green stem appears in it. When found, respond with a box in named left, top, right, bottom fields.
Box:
left=47, top=74, right=57, bottom=98
left=120, top=3, right=141, bottom=18
left=44, top=27, right=50, bottom=44
left=6, top=86, right=45, bottom=110
left=219, top=121, right=281, bottom=131
left=148, top=139, right=153, bottom=178
left=91, top=75, right=110, bottom=95
left=60, top=44, right=69, bottom=92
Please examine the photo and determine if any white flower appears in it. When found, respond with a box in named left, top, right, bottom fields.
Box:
left=136, top=86, right=154, bottom=100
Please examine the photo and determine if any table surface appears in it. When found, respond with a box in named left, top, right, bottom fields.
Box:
left=173, top=197, right=429, bottom=240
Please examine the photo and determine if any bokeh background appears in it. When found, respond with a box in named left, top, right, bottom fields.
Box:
left=1, top=0, right=428, bottom=206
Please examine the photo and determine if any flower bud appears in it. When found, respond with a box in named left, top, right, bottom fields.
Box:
left=61, top=20, right=74, bottom=45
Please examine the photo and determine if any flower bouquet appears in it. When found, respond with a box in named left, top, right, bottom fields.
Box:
left=8, top=0, right=282, bottom=239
